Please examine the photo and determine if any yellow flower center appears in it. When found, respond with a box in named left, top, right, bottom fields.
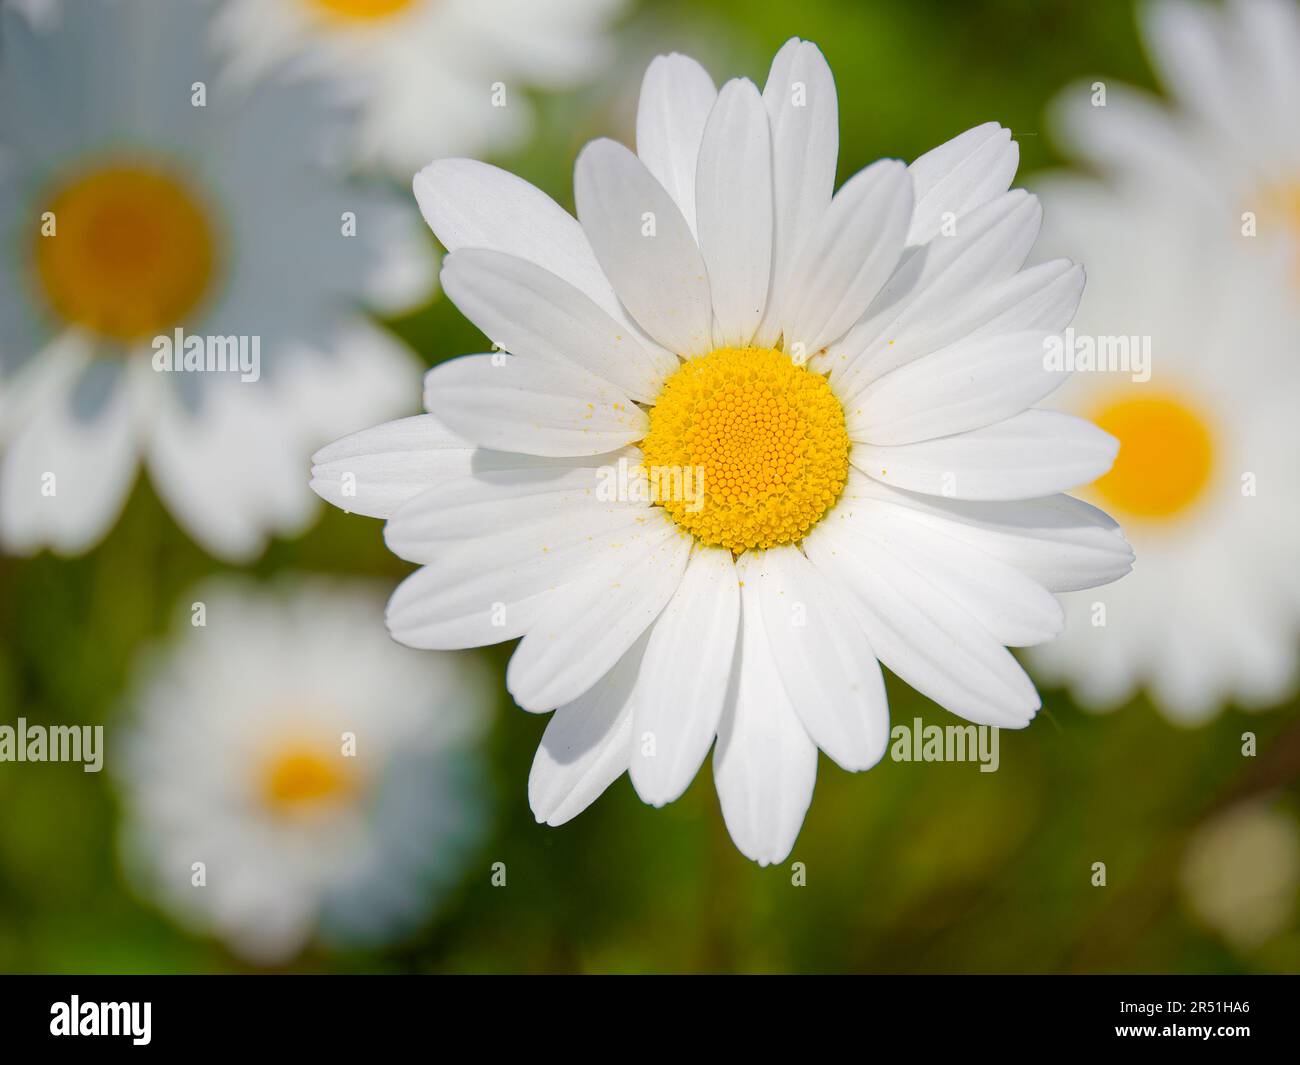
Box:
left=1087, top=392, right=1215, bottom=521
left=641, top=346, right=850, bottom=553
left=34, top=163, right=218, bottom=343
left=308, top=0, right=415, bottom=21
left=262, top=744, right=355, bottom=813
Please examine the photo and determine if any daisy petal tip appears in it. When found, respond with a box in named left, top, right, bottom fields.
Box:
left=508, top=689, right=556, bottom=716
left=382, top=612, right=417, bottom=651
left=505, top=667, right=559, bottom=716
left=411, top=159, right=455, bottom=228
left=628, top=765, right=680, bottom=810
left=527, top=793, right=563, bottom=827
left=841, top=739, right=891, bottom=775
left=574, top=135, right=623, bottom=169
left=793, top=37, right=827, bottom=61
left=533, top=807, right=566, bottom=828
left=306, top=474, right=343, bottom=511
left=528, top=772, right=584, bottom=828
left=751, top=843, right=794, bottom=869
left=646, top=50, right=699, bottom=73
left=1095, top=426, right=1122, bottom=471
left=1106, top=537, right=1137, bottom=583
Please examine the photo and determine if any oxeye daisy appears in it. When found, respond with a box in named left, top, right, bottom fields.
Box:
left=211, top=0, right=627, bottom=176
left=1050, top=0, right=1300, bottom=274
left=1029, top=0, right=1300, bottom=723
left=0, top=0, right=431, bottom=559
left=115, top=578, right=492, bottom=965
left=311, top=38, right=1133, bottom=865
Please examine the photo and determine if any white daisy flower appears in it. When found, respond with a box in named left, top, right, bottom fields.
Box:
left=211, top=0, right=627, bottom=177
left=1028, top=193, right=1299, bottom=722
left=1049, top=0, right=1300, bottom=271
left=116, top=577, right=492, bottom=965
left=0, top=0, right=432, bottom=559
left=1029, top=0, right=1300, bottom=723
left=311, top=38, right=1133, bottom=866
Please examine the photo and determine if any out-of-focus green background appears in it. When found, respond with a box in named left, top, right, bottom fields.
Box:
left=1, top=0, right=1297, bottom=974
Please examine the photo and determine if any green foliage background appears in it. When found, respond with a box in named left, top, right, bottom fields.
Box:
left=1, top=0, right=1297, bottom=974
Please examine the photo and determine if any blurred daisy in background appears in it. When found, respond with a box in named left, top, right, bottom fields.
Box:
left=1050, top=0, right=1300, bottom=272
left=213, top=0, right=627, bottom=176
left=0, top=0, right=431, bottom=559
left=115, top=577, right=492, bottom=966
left=311, top=38, right=1132, bottom=865
left=1179, top=799, right=1300, bottom=954
left=1029, top=0, right=1300, bottom=723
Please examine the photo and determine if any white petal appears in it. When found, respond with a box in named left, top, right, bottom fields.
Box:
left=422, top=353, right=647, bottom=458
left=310, top=414, right=474, bottom=520
left=1233, top=0, right=1300, bottom=144
left=1049, top=81, right=1204, bottom=193
left=843, top=473, right=1133, bottom=592
left=629, top=546, right=740, bottom=806
left=851, top=409, right=1119, bottom=501
left=713, top=572, right=818, bottom=867
left=528, top=637, right=643, bottom=827
left=440, top=249, right=677, bottom=403
left=287, top=319, right=421, bottom=449
left=906, top=123, right=1019, bottom=246
left=413, top=158, right=627, bottom=324
left=827, top=499, right=1064, bottom=646
left=383, top=451, right=636, bottom=550
left=636, top=52, right=717, bottom=236
left=0, top=363, right=138, bottom=556
left=750, top=546, right=890, bottom=770
left=384, top=493, right=657, bottom=648
left=574, top=138, right=713, bottom=356
left=780, top=159, right=912, bottom=355
left=1141, top=0, right=1241, bottom=139
left=754, top=37, right=839, bottom=347
left=845, top=258, right=1084, bottom=378
left=0, top=330, right=92, bottom=446
left=360, top=203, right=438, bottom=316
left=804, top=520, right=1040, bottom=727
left=694, top=78, right=773, bottom=347
left=963, top=259, right=1086, bottom=338
left=826, top=190, right=1043, bottom=396
left=506, top=514, right=691, bottom=711
left=848, top=330, right=1062, bottom=445
left=147, top=376, right=314, bottom=561
left=147, top=398, right=261, bottom=562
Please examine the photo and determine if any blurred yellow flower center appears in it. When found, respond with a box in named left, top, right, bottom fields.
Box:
left=1269, top=181, right=1300, bottom=280
left=309, top=0, right=414, bottom=20
left=262, top=745, right=354, bottom=812
left=641, top=346, right=849, bottom=554
left=35, top=163, right=217, bottom=343
left=1266, top=181, right=1300, bottom=237
left=1088, top=392, right=1215, bottom=521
